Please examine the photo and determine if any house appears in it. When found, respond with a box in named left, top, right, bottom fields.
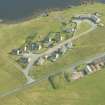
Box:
left=73, top=13, right=101, bottom=24
left=55, top=32, right=63, bottom=42
left=63, top=28, right=75, bottom=33
left=43, top=32, right=55, bottom=43
left=11, top=48, right=22, bottom=55
left=44, top=37, right=52, bottom=43
left=73, top=14, right=90, bottom=20
left=43, top=41, right=54, bottom=48
left=85, top=56, right=105, bottom=72
left=28, top=42, right=42, bottom=51
left=95, top=64, right=102, bottom=70
left=19, top=57, right=31, bottom=64
left=58, top=46, right=67, bottom=55
left=43, top=32, right=63, bottom=43
left=90, top=15, right=101, bottom=24
left=35, top=57, right=45, bottom=65
left=43, top=32, right=64, bottom=48
left=48, top=52, right=59, bottom=62
left=24, top=46, right=27, bottom=52
left=89, top=64, right=97, bottom=72
left=98, top=23, right=104, bottom=27
left=43, top=34, right=54, bottom=48
left=44, top=54, right=51, bottom=59
left=41, top=12, right=49, bottom=17
left=65, top=42, right=73, bottom=49
left=85, top=65, right=93, bottom=73
left=81, top=64, right=93, bottom=75
left=71, top=71, right=84, bottom=81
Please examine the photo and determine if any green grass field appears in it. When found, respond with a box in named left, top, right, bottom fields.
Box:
left=0, top=3, right=105, bottom=105
left=75, top=21, right=92, bottom=35
left=1, top=70, right=105, bottom=105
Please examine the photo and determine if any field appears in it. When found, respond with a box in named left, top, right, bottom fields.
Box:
left=1, top=70, right=105, bottom=105
left=0, top=3, right=105, bottom=105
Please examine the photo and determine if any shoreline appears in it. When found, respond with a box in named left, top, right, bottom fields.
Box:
left=0, top=4, right=76, bottom=25
left=0, top=1, right=103, bottom=25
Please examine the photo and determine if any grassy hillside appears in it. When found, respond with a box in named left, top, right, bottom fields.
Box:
left=0, top=3, right=105, bottom=105
left=1, top=70, right=105, bottom=105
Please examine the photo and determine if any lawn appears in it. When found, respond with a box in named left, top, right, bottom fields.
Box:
left=75, top=21, right=93, bottom=35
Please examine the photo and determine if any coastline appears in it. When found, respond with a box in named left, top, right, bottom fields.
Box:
left=0, top=1, right=103, bottom=25
left=0, top=4, right=76, bottom=24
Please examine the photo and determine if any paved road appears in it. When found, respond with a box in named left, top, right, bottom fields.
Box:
left=22, top=54, right=40, bottom=84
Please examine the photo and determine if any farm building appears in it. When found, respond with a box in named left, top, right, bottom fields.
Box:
left=73, top=13, right=101, bottom=24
